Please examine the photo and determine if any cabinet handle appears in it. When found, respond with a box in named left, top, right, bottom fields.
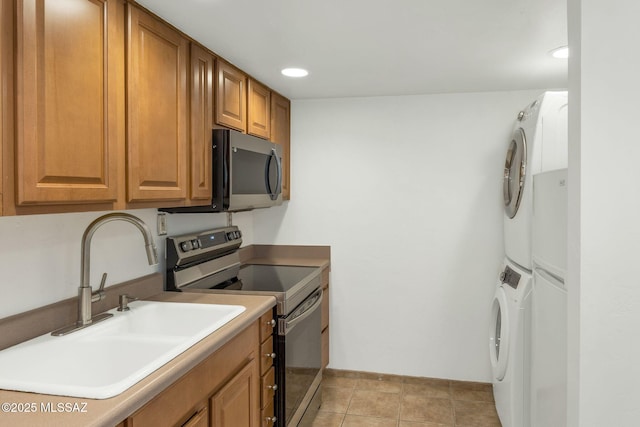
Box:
left=266, top=319, right=276, bottom=328
left=267, top=383, right=278, bottom=391
left=265, top=416, right=277, bottom=425
left=265, top=352, right=276, bottom=359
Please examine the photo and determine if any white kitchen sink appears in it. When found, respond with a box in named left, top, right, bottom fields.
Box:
left=0, top=301, right=245, bottom=399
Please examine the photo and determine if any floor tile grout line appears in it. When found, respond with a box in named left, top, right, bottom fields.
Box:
left=339, top=384, right=354, bottom=427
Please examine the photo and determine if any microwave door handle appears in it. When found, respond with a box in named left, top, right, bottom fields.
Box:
left=265, top=148, right=282, bottom=200
left=274, top=148, right=282, bottom=197
left=223, top=152, right=229, bottom=192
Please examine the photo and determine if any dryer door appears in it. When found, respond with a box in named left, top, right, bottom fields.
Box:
left=503, top=128, right=527, bottom=218
left=490, top=286, right=510, bottom=381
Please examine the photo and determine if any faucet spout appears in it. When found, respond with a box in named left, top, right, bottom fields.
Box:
left=81, top=212, right=158, bottom=291
left=52, top=212, right=159, bottom=336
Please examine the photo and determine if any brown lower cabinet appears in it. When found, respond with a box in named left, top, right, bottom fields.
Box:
left=123, top=308, right=274, bottom=427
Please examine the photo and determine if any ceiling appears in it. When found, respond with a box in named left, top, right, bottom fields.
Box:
left=137, top=0, right=568, bottom=100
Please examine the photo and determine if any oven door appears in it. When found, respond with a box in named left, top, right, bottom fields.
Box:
left=276, top=287, right=323, bottom=427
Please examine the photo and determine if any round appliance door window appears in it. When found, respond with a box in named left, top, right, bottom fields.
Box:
left=490, top=286, right=510, bottom=381
left=503, top=128, right=527, bottom=218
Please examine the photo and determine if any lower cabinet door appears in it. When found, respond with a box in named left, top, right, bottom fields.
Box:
left=182, top=404, right=208, bottom=427
left=211, top=359, right=259, bottom=427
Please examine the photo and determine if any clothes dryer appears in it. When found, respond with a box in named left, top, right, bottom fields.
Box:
left=503, top=91, right=568, bottom=271
left=490, top=258, right=532, bottom=427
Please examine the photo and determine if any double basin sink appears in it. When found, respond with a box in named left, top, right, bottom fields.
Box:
left=0, top=301, right=245, bottom=399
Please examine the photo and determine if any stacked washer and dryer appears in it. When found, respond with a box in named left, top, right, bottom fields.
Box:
left=490, top=91, right=568, bottom=427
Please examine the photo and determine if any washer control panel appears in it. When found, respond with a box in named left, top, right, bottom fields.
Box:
left=500, top=265, right=521, bottom=289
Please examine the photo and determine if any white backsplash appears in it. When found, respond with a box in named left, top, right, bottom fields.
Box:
left=0, top=209, right=254, bottom=319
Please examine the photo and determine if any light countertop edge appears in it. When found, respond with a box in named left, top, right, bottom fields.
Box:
left=0, top=292, right=276, bottom=427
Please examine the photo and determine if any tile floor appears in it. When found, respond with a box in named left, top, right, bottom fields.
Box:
left=308, top=369, right=501, bottom=427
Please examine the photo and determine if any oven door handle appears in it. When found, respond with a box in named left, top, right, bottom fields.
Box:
left=279, top=288, right=323, bottom=335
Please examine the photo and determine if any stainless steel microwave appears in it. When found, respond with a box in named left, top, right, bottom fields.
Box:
left=160, top=129, right=282, bottom=213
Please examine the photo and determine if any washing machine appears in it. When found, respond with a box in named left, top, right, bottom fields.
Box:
left=490, top=258, right=532, bottom=427
left=503, top=91, right=568, bottom=271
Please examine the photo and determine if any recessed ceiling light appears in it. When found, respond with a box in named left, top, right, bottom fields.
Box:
left=281, top=68, right=309, bottom=78
left=550, top=46, right=569, bottom=59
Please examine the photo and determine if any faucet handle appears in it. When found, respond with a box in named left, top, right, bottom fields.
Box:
left=91, top=272, right=108, bottom=303
left=98, top=272, right=107, bottom=292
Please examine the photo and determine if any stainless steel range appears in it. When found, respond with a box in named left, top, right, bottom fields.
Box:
left=165, top=226, right=323, bottom=427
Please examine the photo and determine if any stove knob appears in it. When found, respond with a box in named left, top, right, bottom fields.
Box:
left=226, top=232, right=234, bottom=241
left=191, top=239, right=200, bottom=249
left=180, top=241, right=193, bottom=252
left=236, top=230, right=242, bottom=239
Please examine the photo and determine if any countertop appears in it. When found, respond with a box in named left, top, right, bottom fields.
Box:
left=238, top=244, right=331, bottom=271
left=0, top=292, right=275, bottom=427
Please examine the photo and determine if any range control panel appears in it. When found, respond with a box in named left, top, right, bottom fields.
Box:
left=166, top=226, right=243, bottom=269
left=178, top=229, right=242, bottom=253
left=500, top=265, right=521, bottom=289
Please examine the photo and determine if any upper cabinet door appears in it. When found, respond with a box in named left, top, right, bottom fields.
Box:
left=15, top=0, right=121, bottom=205
left=247, top=79, right=270, bottom=139
left=215, top=60, right=246, bottom=132
left=270, top=92, right=291, bottom=200
left=126, top=5, right=188, bottom=203
left=189, top=43, right=214, bottom=202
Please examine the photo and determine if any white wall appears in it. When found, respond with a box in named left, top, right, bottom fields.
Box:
left=253, top=90, right=543, bottom=382
left=0, top=209, right=254, bottom=319
left=567, top=0, right=640, bottom=425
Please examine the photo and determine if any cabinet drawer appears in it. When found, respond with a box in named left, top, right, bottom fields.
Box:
left=259, top=311, right=275, bottom=343
left=260, top=366, right=276, bottom=409
left=261, top=399, right=276, bottom=427
left=260, top=334, right=274, bottom=375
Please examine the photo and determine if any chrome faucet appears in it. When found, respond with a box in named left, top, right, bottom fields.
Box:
left=52, top=213, right=158, bottom=336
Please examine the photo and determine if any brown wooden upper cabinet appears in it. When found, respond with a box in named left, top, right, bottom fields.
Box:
left=189, top=43, right=215, bottom=203
left=126, top=4, right=189, bottom=203
left=14, top=0, right=122, bottom=206
left=2, top=1, right=291, bottom=215
left=247, top=79, right=271, bottom=139
left=270, top=92, right=291, bottom=200
left=215, top=60, right=247, bottom=132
